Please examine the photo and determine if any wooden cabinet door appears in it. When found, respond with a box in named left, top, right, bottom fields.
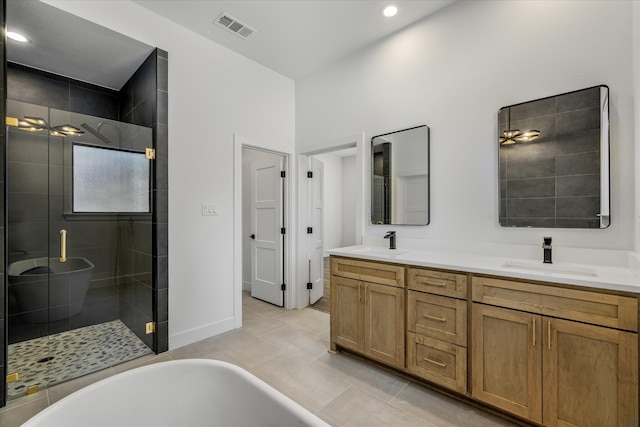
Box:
left=471, top=304, right=542, bottom=424
left=331, top=276, right=364, bottom=353
left=543, top=317, right=639, bottom=427
left=364, top=282, right=405, bottom=368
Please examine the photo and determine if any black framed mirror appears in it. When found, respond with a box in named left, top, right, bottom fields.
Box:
left=499, top=86, right=610, bottom=228
left=371, top=125, right=430, bottom=225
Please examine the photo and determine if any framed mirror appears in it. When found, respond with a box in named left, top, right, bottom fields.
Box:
left=499, top=86, right=610, bottom=228
left=371, top=125, right=430, bottom=225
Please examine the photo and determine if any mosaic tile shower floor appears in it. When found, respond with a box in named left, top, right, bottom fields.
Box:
left=7, top=320, right=153, bottom=400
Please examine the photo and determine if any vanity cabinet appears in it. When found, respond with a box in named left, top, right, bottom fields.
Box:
left=330, top=257, right=405, bottom=369
left=406, top=267, right=468, bottom=393
left=471, top=276, right=639, bottom=426
left=329, top=254, right=640, bottom=426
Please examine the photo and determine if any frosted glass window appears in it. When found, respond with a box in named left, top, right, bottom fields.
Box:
left=73, top=144, right=150, bottom=212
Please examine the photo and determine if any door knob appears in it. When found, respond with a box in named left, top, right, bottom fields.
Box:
left=250, top=234, right=255, bottom=239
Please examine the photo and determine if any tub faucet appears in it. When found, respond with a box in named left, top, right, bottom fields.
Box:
left=542, top=237, right=552, bottom=264
left=384, top=231, right=396, bottom=250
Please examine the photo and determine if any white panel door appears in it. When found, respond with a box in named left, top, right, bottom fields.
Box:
left=250, top=158, right=283, bottom=306
left=309, top=157, right=324, bottom=304
left=395, top=174, right=428, bottom=224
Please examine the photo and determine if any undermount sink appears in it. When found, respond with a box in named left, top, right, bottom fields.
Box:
left=501, top=261, right=598, bottom=277
left=349, top=247, right=409, bottom=256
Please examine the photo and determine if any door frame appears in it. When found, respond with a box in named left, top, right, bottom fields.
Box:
left=234, top=135, right=292, bottom=327
left=296, top=132, right=365, bottom=309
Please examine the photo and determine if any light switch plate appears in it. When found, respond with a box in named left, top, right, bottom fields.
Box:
left=201, top=203, right=217, bottom=216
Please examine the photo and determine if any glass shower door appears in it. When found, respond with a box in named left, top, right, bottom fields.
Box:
left=6, top=100, right=154, bottom=400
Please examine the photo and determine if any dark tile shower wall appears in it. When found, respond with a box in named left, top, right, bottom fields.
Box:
left=4, top=54, right=168, bottom=353
left=499, top=87, right=601, bottom=228
left=118, top=49, right=168, bottom=352
left=6, top=64, right=121, bottom=342
left=1, top=0, right=7, bottom=407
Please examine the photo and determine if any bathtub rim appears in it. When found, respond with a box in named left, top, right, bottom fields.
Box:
left=21, top=358, right=330, bottom=427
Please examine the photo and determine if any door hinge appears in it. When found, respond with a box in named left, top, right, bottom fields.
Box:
left=145, top=321, right=156, bottom=334
left=307, top=282, right=313, bottom=290
left=145, top=148, right=156, bottom=160
left=6, top=372, right=19, bottom=383
left=281, top=227, right=286, bottom=235
left=280, top=171, right=286, bottom=178
left=307, top=227, right=313, bottom=234
left=307, top=171, right=313, bottom=178
left=281, top=284, right=286, bottom=291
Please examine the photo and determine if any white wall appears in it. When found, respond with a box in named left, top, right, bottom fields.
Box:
left=296, top=0, right=635, bottom=253
left=342, top=155, right=357, bottom=246
left=46, top=1, right=295, bottom=349
left=635, top=1, right=640, bottom=253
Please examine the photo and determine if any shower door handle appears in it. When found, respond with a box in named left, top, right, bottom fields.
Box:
left=60, top=229, right=67, bottom=262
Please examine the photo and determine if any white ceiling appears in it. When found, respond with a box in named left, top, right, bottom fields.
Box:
left=133, top=0, right=456, bottom=79
left=6, top=0, right=155, bottom=90
left=6, top=1, right=456, bottom=89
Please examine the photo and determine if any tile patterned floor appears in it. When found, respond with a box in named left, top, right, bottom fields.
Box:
left=0, top=292, right=520, bottom=427
left=7, top=320, right=153, bottom=400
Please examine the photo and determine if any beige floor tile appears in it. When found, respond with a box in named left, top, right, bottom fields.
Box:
left=315, top=352, right=409, bottom=403
left=211, top=329, right=286, bottom=368
left=321, top=386, right=430, bottom=427
left=261, top=324, right=329, bottom=359
left=166, top=336, right=225, bottom=360
left=252, top=352, right=353, bottom=412
left=241, top=309, right=289, bottom=336
left=391, top=382, right=519, bottom=427
left=0, top=395, right=49, bottom=427
left=281, top=307, right=330, bottom=337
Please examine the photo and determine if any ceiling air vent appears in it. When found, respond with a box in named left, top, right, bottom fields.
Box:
left=214, top=13, right=256, bottom=39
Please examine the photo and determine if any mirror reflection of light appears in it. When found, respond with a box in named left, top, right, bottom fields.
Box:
left=7, top=31, right=28, bottom=42
left=382, top=5, right=398, bottom=18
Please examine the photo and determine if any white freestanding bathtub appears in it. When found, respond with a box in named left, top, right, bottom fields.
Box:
left=21, top=359, right=330, bottom=427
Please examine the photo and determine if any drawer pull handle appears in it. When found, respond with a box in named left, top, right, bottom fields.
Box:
left=423, top=358, right=446, bottom=368
left=420, top=280, right=447, bottom=287
left=423, top=314, right=447, bottom=323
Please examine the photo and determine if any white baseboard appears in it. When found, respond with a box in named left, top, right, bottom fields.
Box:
left=169, top=316, right=236, bottom=350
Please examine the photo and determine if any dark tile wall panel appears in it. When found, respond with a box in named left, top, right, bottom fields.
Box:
left=118, top=49, right=168, bottom=353
left=500, top=87, right=602, bottom=227
left=1, top=0, right=6, bottom=406
left=5, top=65, right=123, bottom=348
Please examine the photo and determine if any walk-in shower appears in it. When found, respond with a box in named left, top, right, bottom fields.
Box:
left=6, top=99, right=155, bottom=399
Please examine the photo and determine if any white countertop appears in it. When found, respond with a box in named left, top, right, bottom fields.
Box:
left=327, top=245, right=640, bottom=295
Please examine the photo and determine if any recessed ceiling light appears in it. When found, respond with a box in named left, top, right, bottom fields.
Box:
left=382, top=5, right=398, bottom=18
left=7, top=31, right=28, bottom=43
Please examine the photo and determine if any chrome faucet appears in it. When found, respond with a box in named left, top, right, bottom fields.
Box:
left=542, top=237, right=552, bottom=264
left=384, top=231, right=396, bottom=250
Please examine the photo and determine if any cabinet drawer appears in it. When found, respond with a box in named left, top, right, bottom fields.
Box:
left=331, top=256, right=404, bottom=288
left=408, top=267, right=467, bottom=299
left=472, top=276, right=638, bottom=332
left=408, top=291, right=467, bottom=346
left=407, top=332, right=467, bottom=394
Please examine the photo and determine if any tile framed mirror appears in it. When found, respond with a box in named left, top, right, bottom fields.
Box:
left=499, top=86, right=610, bottom=228
left=371, top=125, right=430, bottom=226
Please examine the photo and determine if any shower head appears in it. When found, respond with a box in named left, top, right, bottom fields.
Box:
left=80, top=123, right=112, bottom=144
